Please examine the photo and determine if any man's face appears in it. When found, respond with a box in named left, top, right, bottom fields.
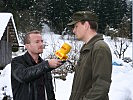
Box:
left=25, top=34, right=44, bottom=54
left=72, top=22, right=87, bottom=40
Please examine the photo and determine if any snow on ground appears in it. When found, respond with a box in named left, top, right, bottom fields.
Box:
left=0, top=32, right=132, bottom=100
left=54, top=73, right=74, bottom=100
left=109, top=65, right=133, bottom=100
left=0, top=64, right=13, bottom=99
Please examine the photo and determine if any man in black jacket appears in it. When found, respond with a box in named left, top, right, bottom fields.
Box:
left=11, top=30, right=62, bottom=100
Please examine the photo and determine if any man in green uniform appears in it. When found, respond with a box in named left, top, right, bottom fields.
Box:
left=67, top=11, right=112, bottom=100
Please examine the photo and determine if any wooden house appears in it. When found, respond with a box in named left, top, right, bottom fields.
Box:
left=0, top=13, right=19, bottom=69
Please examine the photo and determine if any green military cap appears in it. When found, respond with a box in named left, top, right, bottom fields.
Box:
left=67, top=11, right=98, bottom=26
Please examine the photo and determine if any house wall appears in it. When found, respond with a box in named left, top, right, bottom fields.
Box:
left=0, top=40, right=12, bottom=69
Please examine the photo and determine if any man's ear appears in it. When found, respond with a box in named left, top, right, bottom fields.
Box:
left=84, top=21, right=90, bottom=30
left=25, top=44, right=29, bottom=49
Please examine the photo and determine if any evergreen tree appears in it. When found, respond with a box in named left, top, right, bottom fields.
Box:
left=0, top=0, right=130, bottom=35
left=91, top=0, right=128, bottom=33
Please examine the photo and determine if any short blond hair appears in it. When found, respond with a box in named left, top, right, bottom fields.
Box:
left=24, top=30, right=41, bottom=45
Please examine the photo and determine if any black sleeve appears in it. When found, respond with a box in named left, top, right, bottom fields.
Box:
left=11, top=57, right=54, bottom=83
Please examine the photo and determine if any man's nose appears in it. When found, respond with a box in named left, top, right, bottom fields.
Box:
left=40, top=41, right=43, bottom=46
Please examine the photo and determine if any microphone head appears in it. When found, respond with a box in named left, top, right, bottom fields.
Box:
left=55, top=43, right=72, bottom=60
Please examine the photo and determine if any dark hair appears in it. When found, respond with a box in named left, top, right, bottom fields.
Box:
left=81, top=21, right=98, bottom=31
left=24, top=30, right=41, bottom=45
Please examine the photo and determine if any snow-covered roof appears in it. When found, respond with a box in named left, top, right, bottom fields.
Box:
left=0, top=13, right=19, bottom=41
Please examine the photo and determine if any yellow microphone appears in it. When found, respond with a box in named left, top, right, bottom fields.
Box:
left=55, top=43, right=72, bottom=61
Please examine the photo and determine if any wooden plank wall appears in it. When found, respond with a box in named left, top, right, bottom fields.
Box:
left=0, top=40, right=12, bottom=69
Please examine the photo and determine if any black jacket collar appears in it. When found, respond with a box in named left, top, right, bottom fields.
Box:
left=23, top=52, right=43, bottom=66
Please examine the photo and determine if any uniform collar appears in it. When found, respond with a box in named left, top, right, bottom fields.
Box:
left=80, top=34, right=104, bottom=52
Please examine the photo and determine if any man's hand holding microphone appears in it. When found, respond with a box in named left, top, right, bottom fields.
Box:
left=48, top=59, right=63, bottom=68
left=48, top=43, right=72, bottom=69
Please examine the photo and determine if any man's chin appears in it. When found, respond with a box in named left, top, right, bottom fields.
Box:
left=76, top=37, right=82, bottom=41
left=75, top=35, right=81, bottom=40
left=38, top=50, right=43, bottom=54
left=39, top=51, right=43, bottom=54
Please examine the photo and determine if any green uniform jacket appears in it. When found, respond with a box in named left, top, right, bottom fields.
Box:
left=69, top=34, right=112, bottom=100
